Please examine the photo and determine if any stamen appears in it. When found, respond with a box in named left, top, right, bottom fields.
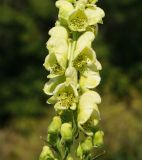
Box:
left=70, top=17, right=87, bottom=31
left=73, top=54, right=88, bottom=72
left=59, top=90, right=75, bottom=108
left=51, top=63, right=64, bottom=75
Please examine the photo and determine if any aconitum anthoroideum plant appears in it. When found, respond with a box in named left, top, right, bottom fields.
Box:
left=39, top=0, right=105, bottom=159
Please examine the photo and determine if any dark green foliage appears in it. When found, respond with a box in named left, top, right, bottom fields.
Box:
left=0, top=0, right=57, bottom=120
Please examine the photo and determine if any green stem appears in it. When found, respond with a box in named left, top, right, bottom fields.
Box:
left=69, top=32, right=78, bottom=67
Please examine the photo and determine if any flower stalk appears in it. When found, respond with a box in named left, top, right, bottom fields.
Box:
left=39, top=0, right=105, bottom=159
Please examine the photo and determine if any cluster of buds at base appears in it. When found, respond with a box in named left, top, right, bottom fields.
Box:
left=39, top=0, right=105, bottom=159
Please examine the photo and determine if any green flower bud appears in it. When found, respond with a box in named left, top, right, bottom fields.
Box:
left=48, top=116, right=62, bottom=134
left=93, top=130, right=104, bottom=147
left=77, top=144, right=83, bottom=158
left=61, top=123, right=73, bottom=142
left=39, top=146, right=54, bottom=160
left=81, top=137, right=93, bottom=153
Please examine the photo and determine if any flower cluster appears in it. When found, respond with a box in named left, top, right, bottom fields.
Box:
left=39, top=0, right=105, bottom=159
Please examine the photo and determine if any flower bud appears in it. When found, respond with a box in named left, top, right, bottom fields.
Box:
left=81, top=137, right=93, bottom=153
left=61, top=123, right=73, bottom=142
left=39, top=146, right=54, bottom=160
left=77, top=144, right=83, bottom=158
left=48, top=116, right=62, bottom=134
left=93, top=130, right=104, bottom=147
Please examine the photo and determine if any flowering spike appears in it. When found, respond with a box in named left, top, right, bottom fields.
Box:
left=39, top=0, right=105, bottom=159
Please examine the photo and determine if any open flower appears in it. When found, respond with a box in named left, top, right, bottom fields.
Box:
left=43, top=53, right=65, bottom=78
left=77, top=90, right=101, bottom=135
left=68, top=9, right=88, bottom=31
left=73, top=31, right=102, bottom=89
left=46, top=37, right=68, bottom=69
left=44, top=26, right=69, bottom=78
left=56, top=0, right=74, bottom=25
left=53, top=83, right=78, bottom=113
left=73, top=47, right=96, bottom=73
left=73, top=46, right=101, bottom=89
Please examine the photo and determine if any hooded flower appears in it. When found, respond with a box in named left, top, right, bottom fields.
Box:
left=46, top=26, right=69, bottom=72
left=43, top=53, right=65, bottom=78
left=77, top=90, right=101, bottom=135
left=56, top=0, right=74, bottom=25
left=46, top=37, right=68, bottom=70
left=73, top=47, right=96, bottom=73
left=53, top=83, right=78, bottom=113
left=68, top=9, right=88, bottom=32
left=73, top=31, right=102, bottom=89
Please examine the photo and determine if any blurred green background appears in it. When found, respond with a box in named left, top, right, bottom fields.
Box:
left=0, top=0, right=142, bottom=160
